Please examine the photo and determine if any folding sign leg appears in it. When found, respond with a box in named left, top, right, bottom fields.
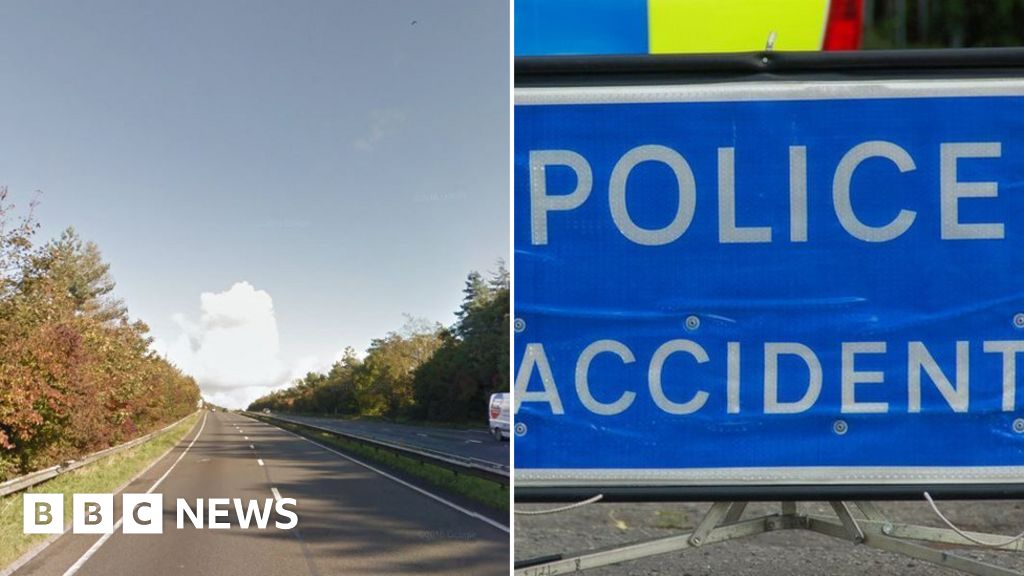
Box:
left=850, top=501, right=1024, bottom=553
left=516, top=501, right=1024, bottom=576
left=724, top=501, right=748, bottom=523
left=806, top=503, right=1023, bottom=576
left=853, top=500, right=888, bottom=522
left=865, top=532, right=1021, bottom=576
left=688, top=501, right=733, bottom=546
left=829, top=501, right=865, bottom=543
left=852, top=518, right=1024, bottom=552
left=514, top=503, right=777, bottom=576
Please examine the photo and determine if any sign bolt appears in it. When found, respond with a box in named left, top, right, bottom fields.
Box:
left=515, top=422, right=527, bottom=437
left=514, top=318, right=526, bottom=333
left=1014, top=313, right=1024, bottom=329
left=833, top=420, right=848, bottom=435
left=685, top=315, right=701, bottom=331
left=1014, top=419, right=1024, bottom=434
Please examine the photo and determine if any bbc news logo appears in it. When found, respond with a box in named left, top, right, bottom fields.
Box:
left=24, top=494, right=298, bottom=534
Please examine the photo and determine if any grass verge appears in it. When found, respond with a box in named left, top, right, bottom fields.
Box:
left=0, top=412, right=200, bottom=570
left=264, top=418, right=509, bottom=514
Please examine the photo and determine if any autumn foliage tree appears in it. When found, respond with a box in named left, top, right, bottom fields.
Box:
left=412, top=263, right=509, bottom=422
left=0, top=190, right=200, bottom=480
left=249, top=262, right=510, bottom=424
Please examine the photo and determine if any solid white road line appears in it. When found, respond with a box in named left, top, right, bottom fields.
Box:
left=0, top=413, right=203, bottom=576
left=271, top=487, right=282, bottom=502
left=241, top=417, right=509, bottom=534
left=61, top=412, right=209, bottom=576
left=257, top=458, right=265, bottom=466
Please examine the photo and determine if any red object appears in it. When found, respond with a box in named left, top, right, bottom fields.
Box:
left=490, top=405, right=501, bottom=419
left=823, top=0, right=864, bottom=50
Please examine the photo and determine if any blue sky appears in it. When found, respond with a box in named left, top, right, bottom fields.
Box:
left=0, top=1, right=509, bottom=407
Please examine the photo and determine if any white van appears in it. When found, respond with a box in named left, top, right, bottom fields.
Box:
left=488, top=392, right=510, bottom=441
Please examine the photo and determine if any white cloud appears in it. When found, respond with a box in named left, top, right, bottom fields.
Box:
left=153, top=281, right=305, bottom=409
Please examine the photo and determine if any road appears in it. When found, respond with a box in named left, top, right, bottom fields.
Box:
left=13, top=410, right=508, bottom=576
left=516, top=500, right=1024, bottom=575
left=262, top=413, right=509, bottom=469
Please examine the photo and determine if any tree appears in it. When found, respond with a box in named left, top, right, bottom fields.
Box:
left=412, top=265, right=509, bottom=422
left=0, top=197, right=199, bottom=481
left=489, top=258, right=509, bottom=292
left=354, top=325, right=443, bottom=417
left=247, top=261, right=509, bottom=425
left=864, top=1, right=1024, bottom=49
left=456, top=271, right=491, bottom=327
left=0, top=187, right=39, bottom=299
left=28, top=228, right=127, bottom=323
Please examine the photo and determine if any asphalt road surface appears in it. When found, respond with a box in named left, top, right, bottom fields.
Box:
left=13, top=410, right=508, bottom=576
left=516, top=500, right=1024, bottom=575
left=263, top=413, right=509, bottom=469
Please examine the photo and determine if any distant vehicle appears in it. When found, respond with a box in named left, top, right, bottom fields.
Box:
left=489, top=392, right=510, bottom=441
left=210, top=408, right=216, bottom=412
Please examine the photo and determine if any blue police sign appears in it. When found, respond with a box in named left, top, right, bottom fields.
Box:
left=514, top=77, right=1024, bottom=490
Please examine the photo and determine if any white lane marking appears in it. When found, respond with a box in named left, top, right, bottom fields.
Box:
left=62, top=412, right=209, bottom=576
left=271, top=487, right=282, bottom=502
left=249, top=444, right=255, bottom=450
left=244, top=436, right=249, bottom=440
left=1, top=413, right=202, bottom=576
left=416, top=433, right=428, bottom=437
left=242, top=417, right=509, bottom=534
left=466, top=440, right=483, bottom=444
left=239, top=429, right=244, bottom=433
left=257, top=458, right=265, bottom=466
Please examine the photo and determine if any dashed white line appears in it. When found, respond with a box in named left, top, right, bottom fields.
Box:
left=244, top=436, right=249, bottom=440
left=257, top=458, right=265, bottom=466
left=249, top=444, right=255, bottom=450
left=271, top=487, right=282, bottom=501
left=416, top=433, right=428, bottom=437
left=467, top=439, right=483, bottom=444
left=247, top=417, right=509, bottom=533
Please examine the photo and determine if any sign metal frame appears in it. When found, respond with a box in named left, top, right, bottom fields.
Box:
left=514, top=48, right=1024, bottom=502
